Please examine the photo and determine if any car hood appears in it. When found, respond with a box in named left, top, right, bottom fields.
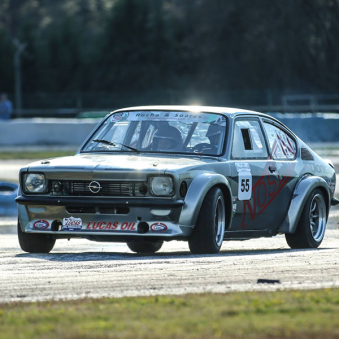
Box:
left=25, top=153, right=218, bottom=174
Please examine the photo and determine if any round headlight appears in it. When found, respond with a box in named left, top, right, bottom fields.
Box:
left=24, top=174, right=47, bottom=193
left=149, top=177, right=173, bottom=196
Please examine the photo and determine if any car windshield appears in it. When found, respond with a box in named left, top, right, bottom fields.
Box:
left=81, top=110, right=227, bottom=156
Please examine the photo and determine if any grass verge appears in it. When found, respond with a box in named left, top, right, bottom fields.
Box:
left=1, top=289, right=339, bottom=338
left=0, top=151, right=75, bottom=160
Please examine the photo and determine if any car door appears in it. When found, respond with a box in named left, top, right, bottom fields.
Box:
left=229, top=117, right=282, bottom=231
left=261, top=119, right=299, bottom=231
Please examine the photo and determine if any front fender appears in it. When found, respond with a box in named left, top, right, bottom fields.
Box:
left=179, top=173, right=232, bottom=227
left=278, top=176, right=330, bottom=234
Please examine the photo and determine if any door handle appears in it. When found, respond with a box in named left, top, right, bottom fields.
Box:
left=269, top=165, right=276, bottom=173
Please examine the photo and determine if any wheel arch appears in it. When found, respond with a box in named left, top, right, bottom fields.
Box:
left=216, top=183, right=233, bottom=230
left=278, top=175, right=331, bottom=234
left=316, top=185, right=330, bottom=219
left=179, top=173, right=233, bottom=228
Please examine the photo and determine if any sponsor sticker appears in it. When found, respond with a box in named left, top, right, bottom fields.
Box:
left=232, top=204, right=237, bottom=216
left=86, top=221, right=137, bottom=231
left=62, top=217, right=82, bottom=231
left=111, top=112, right=129, bottom=122
left=150, top=222, right=168, bottom=232
left=33, top=220, right=50, bottom=230
left=179, top=172, right=191, bottom=180
left=110, top=111, right=226, bottom=123
left=235, top=162, right=251, bottom=172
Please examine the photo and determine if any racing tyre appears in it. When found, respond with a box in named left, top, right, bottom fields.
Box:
left=285, top=188, right=327, bottom=249
left=127, top=241, right=163, bottom=253
left=188, top=187, right=226, bottom=254
left=18, top=220, right=56, bottom=253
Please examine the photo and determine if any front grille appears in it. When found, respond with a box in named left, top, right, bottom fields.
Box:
left=52, top=180, right=146, bottom=197
left=66, top=206, right=96, bottom=214
left=66, top=206, right=129, bottom=214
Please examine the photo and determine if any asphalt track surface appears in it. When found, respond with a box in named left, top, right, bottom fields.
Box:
left=1, top=209, right=339, bottom=303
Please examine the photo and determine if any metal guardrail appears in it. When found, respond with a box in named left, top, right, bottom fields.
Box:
left=282, top=94, right=339, bottom=112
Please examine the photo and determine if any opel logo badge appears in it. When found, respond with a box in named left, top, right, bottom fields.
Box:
left=88, top=181, right=101, bottom=194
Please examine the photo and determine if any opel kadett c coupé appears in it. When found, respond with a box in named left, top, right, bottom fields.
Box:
left=16, top=106, right=338, bottom=254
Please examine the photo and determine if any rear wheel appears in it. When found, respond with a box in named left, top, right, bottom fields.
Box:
left=18, top=220, right=56, bottom=253
left=285, top=188, right=327, bottom=249
left=188, top=187, right=226, bottom=254
left=127, top=241, right=163, bottom=253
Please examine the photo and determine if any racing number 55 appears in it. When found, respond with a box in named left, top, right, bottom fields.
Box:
left=241, top=178, right=250, bottom=192
left=238, top=171, right=252, bottom=200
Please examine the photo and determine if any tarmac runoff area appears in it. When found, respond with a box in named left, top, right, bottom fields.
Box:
left=0, top=217, right=339, bottom=303
left=0, top=145, right=338, bottom=303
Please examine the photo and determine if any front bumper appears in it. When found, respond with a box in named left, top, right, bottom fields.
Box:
left=16, top=195, right=192, bottom=239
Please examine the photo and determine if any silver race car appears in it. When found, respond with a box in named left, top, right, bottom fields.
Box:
left=16, top=106, right=338, bottom=254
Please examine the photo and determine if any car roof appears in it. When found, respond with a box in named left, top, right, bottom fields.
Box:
left=113, top=105, right=258, bottom=116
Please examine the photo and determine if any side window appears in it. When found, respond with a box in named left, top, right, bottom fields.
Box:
left=232, top=120, right=268, bottom=159
left=263, top=122, right=296, bottom=160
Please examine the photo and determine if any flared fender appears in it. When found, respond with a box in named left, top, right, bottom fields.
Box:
left=179, top=173, right=233, bottom=228
left=278, top=176, right=331, bottom=234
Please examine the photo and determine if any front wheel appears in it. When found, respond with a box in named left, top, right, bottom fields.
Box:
left=285, top=188, right=327, bottom=249
left=18, top=220, right=56, bottom=253
left=188, top=187, right=226, bottom=254
left=127, top=241, right=163, bottom=253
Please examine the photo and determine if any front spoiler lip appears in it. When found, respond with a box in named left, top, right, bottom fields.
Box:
left=24, top=229, right=189, bottom=237
left=15, top=195, right=185, bottom=208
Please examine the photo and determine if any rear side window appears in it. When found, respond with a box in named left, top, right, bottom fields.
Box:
left=263, top=122, right=296, bottom=159
left=232, top=120, right=268, bottom=159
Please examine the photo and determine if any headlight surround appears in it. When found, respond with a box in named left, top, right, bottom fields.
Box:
left=149, top=176, right=174, bottom=196
left=24, top=173, right=48, bottom=193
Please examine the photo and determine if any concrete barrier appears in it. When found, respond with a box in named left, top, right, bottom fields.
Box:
left=270, top=113, right=339, bottom=143
left=0, top=118, right=100, bottom=146
left=0, top=182, right=18, bottom=216
left=0, top=114, right=338, bottom=146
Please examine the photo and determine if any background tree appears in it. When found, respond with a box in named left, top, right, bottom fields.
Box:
left=0, top=0, right=338, bottom=109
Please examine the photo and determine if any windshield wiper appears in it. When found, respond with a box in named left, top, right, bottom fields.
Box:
left=92, top=139, right=140, bottom=153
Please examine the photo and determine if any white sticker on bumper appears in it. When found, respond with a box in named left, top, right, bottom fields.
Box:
left=62, top=217, right=83, bottom=231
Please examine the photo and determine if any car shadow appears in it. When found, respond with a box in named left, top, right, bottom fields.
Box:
left=14, top=247, right=330, bottom=262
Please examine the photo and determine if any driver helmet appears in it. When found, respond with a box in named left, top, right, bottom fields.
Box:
left=152, top=126, right=183, bottom=152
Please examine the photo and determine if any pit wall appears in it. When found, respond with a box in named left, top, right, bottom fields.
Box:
left=0, top=114, right=338, bottom=146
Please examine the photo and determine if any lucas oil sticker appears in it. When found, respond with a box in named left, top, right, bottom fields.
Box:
left=62, top=217, right=82, bottom=231
left=236, top=163, right=252, bottom=201
left=86, top=221, right=137, bottom=231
